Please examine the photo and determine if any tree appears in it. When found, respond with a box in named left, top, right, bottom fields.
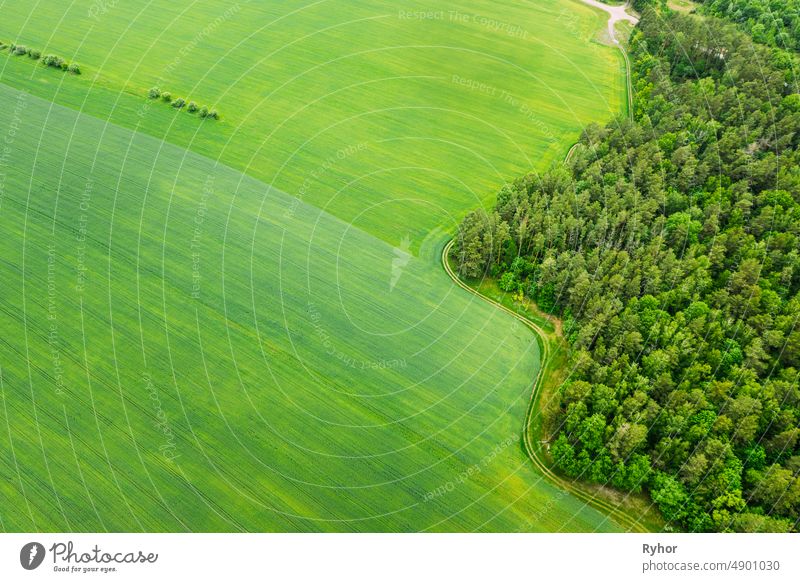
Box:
left=608, top=423, right=648, bottom=462
left=766, top=428, right=800, bottom=459
left=498, top=272, right=516, bottom=292
left=454, top=210, right=490, bottom=278
left=577, top=414, right=606, bottom=452
left=42, top=54, right=65, bottom=69
left=552, top=434, right=578, bottom=477
left=172, top=98, right=186, bottom=109
left=148, top=87, right=161, bottom=99
left=187, top=101, right=198, bottom=113
left=750, top=465, right=800, bottom=517
left=650, top=473, right=689, bottom=524
left=622, top=454, right=652, bottom=493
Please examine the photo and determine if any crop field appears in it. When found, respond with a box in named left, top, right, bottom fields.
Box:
left=0, top=0, right=628, bottom=531
left=0, top=0, right=624, bottom=248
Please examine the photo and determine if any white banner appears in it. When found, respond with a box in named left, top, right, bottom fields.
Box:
left=0, top=533, right=797, bottom=581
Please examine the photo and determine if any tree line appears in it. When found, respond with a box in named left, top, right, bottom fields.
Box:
left=452, top=6, right=800, bottom=531
left=147, top=86, right=219, bottom=120
left=1, top=41, right=80, bottom=74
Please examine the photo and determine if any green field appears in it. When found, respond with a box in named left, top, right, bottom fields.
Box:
left=0, top=0, right=628, bottom=531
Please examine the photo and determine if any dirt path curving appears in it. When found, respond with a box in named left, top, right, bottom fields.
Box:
left=437, top=3, right=647, bottom=530
left=580, top=0, right=639, bottom=45
left=577, top=0, right=637, bottom=120
left=441, top=240, right=647, bottom=532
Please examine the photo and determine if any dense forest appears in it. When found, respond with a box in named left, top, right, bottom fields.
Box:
left=698, top=0, right=800, bottom=52
left=453, top=5, right=800, bottom=531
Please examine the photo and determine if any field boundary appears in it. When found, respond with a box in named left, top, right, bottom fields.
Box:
left=438, top=2, right=646, bottom=531
left=441, top=240, right=647, bottom=532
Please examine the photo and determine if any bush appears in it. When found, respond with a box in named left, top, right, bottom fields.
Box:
left=147, top=90, right=217, bottom=121
left=498, top=271, right=517, bottom=292
left=67, top=63, right=80, bottom=74
left=42, top=54, right=65, bottom=69
left=27, top=49, right=41, bottom=60
left=13, top=45, right=27, bottom=56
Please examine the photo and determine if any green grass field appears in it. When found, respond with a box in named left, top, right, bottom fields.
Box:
left=0, top=0, right=629, bottom=531
left=0, top=0, right=624, bottom=248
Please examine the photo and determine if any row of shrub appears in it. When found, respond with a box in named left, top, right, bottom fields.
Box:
left=148, top=87, right=219, bottom=120
left=0, top=41, right=80, bottom=74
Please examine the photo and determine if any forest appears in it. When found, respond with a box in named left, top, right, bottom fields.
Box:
left=698, top=0, right=800, bottom=52
left=453, top=4, right=800, bottom=531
